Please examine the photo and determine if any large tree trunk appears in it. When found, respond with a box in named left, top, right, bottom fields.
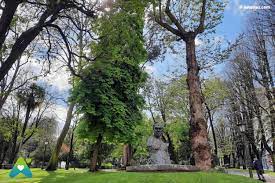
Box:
left=46, top=103, right=74, bottom=171
left=0, top=5, right=63, bottom=82
left=186, top=38, right=211, bottom=170
left=0, top=0, right=19, bottom=50
left=0, top=26, right=43, bottom=82
left=90, top=134, right=103, bottom=172
left=0, top=60, right=20, bottom=111
left=123, top=144, right=133, bottom=166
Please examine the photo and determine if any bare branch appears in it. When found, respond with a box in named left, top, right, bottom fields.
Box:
left=195, top=0, right=207, bottom=35
left=165, top=0, right=187, bottom=35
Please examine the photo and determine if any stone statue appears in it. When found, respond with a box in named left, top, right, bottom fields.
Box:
left=147, top=123, right=171, bottom=164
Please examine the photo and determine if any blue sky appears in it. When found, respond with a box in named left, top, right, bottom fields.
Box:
left=44, top=0, right=264, bottom=131
left=147, top=0, right=261, bottom=79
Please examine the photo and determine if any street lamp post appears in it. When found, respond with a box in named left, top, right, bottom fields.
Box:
left=42, top=141, right=49, bottom=169
left=238, top=123, right=253, bottom=178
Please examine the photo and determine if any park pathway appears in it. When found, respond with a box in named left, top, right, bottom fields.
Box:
left=226, top=169, right=275, bottom=183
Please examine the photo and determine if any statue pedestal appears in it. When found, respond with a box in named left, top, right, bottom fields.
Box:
left=126, top=164, right=200, bottom=172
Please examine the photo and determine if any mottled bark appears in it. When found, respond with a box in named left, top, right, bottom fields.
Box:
left=186, top=38, right=211, bottom=170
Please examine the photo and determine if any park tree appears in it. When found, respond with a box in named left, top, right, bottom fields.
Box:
left=11, top=83, right=46, bottom=161
left=46, top=7, right=97, bottom=171
left=0, top=14, right=47, bottom=112
left=143, top=78, right=178, bottom=163
left=149, top=0, right=226, bottom=170
left=72, top=0, right=148, bottom=172
left=0, top=0, right=98, bottom=82
left=25, top=116, right=57, bottom=164
left=143, top=76, right=190, bottom=163
left=0, top=81, right=53, bottom=164
left=129, top=116, right=153, bottom=165
left=16, top=84, right=45, bottom=138
left=245, top=13, right=275, bottom=171
left=202, top=78, right=228, bottom=157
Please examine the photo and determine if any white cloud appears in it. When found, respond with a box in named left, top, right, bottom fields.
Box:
left=43, top=67, right=71, bottom=92
left=195, top=38, right=203, bottom=46
left=225, top=0, right=243, bottom=15
left=144, top=64, right=156, bottom=74
left=46, top=103, right=69, bottom=136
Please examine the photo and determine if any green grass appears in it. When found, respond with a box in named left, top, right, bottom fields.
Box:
left=229, top=168, right=275, bottom=176
left=0, top=168, right=260, bottom=183
left=267, top=171, right=275, bottom=176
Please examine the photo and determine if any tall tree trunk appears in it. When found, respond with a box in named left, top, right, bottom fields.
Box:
left=166, top=132, right=178, bottom=164
left=16, top=94, right=34, bottom=156
left=90, top=134, right=103, bottom=172
left=256, top=40, right=275, bottom=171
left=46, top=103, right=74, bottom=171
left=160, top=109, right=178, bottom=164
left=0, top=142, right=9, bottom=165
left=186, top=38, right=211, bottom=170
left=0, top=26, right=43, bottom=82
left=8, top=120, right=19, bottom=164
left=0, top=4, right=63, bottom=82
left=205, top=103, right=218, bottom=156
left=123, top=144, right=134, bottom=166
left=65, top=129, right=75, bottom=170
left=0, top=0, right=19, bottom=50
left=0, top=60, right=20, bottom=111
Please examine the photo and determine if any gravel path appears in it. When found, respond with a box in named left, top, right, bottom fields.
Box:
left=226, top=169, right=275, bottom=183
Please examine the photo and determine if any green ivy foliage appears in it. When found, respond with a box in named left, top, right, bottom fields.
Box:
left=72, top=0, right=148, bottom=144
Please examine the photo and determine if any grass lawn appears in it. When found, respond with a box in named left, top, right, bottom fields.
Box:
left=267, top=171, right=275, bottom=176
left=0, top=168, right=260, bottom=183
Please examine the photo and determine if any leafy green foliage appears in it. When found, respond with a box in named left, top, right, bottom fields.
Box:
left=202, top=78, right=229, bottom=110
left=144, top=76, right=191, bottom=162
left=72, top=0, right=148, bottom=144
left=0, top=117, right=15, bottom=141
left=16, top=83, right=45, bottom=110
left=131, top=116, right=153, bottom=161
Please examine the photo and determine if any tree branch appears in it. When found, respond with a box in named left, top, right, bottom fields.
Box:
left=195, top=0, right=206, bottom=35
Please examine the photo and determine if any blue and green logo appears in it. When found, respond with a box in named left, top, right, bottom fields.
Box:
left=9, top=157, right=32, bottom=178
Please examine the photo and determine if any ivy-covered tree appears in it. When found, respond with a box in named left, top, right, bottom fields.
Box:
left=72, top=0, right=148, bottom=172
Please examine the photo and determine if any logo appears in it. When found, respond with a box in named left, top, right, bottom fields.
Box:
left=9, top=157, right=32, bottom=178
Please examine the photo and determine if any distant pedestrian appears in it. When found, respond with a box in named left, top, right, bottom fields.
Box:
left=253, top=158, right=266, bottom=182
